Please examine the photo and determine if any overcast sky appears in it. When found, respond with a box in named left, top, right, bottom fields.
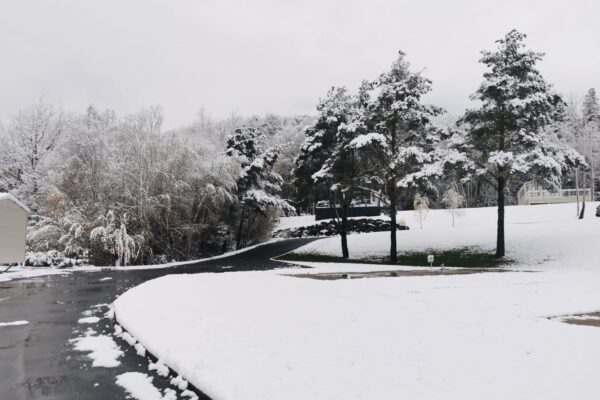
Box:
left=1, top=0, right=599, bottom=129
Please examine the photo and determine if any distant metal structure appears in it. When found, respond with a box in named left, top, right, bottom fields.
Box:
left=314, top=191, right=382, bottom=221
left=517, top=181, right=591, bottom=205
left=314, top=204, right=381, bottom=221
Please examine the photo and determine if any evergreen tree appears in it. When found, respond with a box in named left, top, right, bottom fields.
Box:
left=355, top=52, right=445, bottom=263
left=225, top=123, right=294, bottom=249
left=293, top=88, right=351, bottom=212
left=295, top=87, right=358, bottom=258
left=582, top=88, right=600, bottom=123
left=459, top=30, right=583, bottom=258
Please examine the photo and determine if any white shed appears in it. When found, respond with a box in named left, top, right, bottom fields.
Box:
left=0, top=193, right=30, bottom=264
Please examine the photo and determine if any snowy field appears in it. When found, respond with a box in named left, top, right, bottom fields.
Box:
left=292, top=202, right=600, bottom=269
left=113, top=202, right=600, bottom=399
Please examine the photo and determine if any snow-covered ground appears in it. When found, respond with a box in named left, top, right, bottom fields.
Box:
left=0, top=266, right=72, bottom=283
left=113, top=202, right=600, bottom=400
left=292, top=202, right=600, bottom=269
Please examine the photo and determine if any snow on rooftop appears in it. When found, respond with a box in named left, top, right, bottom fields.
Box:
left=0, top=193, right=30, bottom=213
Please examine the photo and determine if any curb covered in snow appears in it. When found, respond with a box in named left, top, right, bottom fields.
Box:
left=109, top=306, right=206, bottom=400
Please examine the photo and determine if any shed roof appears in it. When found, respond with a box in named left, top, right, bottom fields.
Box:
left=0, top=193, right=31, bottom=214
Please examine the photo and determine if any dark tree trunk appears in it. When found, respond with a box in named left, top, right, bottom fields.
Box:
left=580, top=171, right=587, bottom=219
left=235, top=207, right=245, bottom=250
left=340, top=203, right=349, bottom=259
left=495, top=177, right=506, bottom=258
left=475, top=179, right=482, bottom=207
left=389, top=185, right=397, bottom=264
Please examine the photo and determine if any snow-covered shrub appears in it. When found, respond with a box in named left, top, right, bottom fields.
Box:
left=90, top=211, right=141, bottom=266
left=27, top=215, right=64, bottom=251
left=273, top=218, right=409, bottom=238
left=24, top=250, right=87, bottom=267
left=442, top=186, right=465, bottom=227
left=413, top=193, right=430, bottom=229
left=27, top=210, right=89, bottom=260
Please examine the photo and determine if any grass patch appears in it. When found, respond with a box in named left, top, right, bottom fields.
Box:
left=277, top=248, right=512, bottom=268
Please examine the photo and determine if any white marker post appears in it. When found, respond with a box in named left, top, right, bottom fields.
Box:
left=427, top=254, right=434, bottom=268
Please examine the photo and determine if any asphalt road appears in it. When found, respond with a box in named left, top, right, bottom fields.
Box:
left=0, top=238, right=316, bottom=400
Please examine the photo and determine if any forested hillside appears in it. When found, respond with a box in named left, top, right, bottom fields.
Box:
left=0, top=104, right=312, bottom=265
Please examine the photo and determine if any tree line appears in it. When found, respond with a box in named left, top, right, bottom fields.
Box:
left=293, top=30, right=592, bottom=260
left=0, top=105, right=308, bottom=265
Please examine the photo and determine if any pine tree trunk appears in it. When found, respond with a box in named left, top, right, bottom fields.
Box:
left=475, top=179, right=482, bottom=207
left=495, top=177, right=506, bottom=258
left=235, top=207, right=245, bottom=250
left=580, top=171, right=587, bottom=219
left=591, top=165, right=596, bottom=202
left=389, top=185, right=397, bottom=264
left=340, top=203, right=349, bottom=259
left=575, top=169, right=580, bottom=217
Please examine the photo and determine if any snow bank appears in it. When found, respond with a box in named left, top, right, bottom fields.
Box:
left=0, top=320, right=29, bottom=327
left=78, top=316, right=100, bottom=324
left=116, top=372, right=176, bottom=400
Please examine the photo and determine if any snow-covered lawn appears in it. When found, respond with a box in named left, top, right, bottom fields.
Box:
left=113, top=203, right=600, bottom=399
left=292, top=202, right=600, bottom=269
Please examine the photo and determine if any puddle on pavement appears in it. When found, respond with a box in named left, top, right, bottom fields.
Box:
left=551, top=312, right=600, bottom=328
left=285, top=268, right=503, bottom=280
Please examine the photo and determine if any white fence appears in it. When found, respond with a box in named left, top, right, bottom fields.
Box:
left=517, top=182, right=592, bottom=205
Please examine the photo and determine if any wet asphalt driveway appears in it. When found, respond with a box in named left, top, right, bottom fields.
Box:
left=0, top=238, right=315, bottom=400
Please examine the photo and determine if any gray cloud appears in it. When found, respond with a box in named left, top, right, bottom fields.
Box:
left=1, top=0, right=598, bottom=128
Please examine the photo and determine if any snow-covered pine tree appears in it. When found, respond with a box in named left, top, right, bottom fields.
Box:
left=225, top=123, right=294, bottom=250
left=353, top=51, right=445, bottom=263
left=308, top=87, right=366, bottom=259
left=459, top=30, right=584, bottom=258
left=293, top=88, right=349, bottom=214
left=582, top=89, right=600, bottom=124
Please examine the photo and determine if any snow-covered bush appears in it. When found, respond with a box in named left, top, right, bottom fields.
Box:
left=441, top=186, right=465, bottom=227
left=273, top=218, right=409, bottom=238
left=24, top=250, right=87, bottom=267
left=27, top=210, right=89, bottom=260
left=90, top=211, right=142, bottom=266
left=413, top=193, right=430, bottom=229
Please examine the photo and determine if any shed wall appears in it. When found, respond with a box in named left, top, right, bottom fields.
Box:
left=0, top=199, right=28, bottom=264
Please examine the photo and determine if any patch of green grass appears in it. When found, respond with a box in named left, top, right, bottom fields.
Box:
left=277, top=248, right=512, bottom=268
